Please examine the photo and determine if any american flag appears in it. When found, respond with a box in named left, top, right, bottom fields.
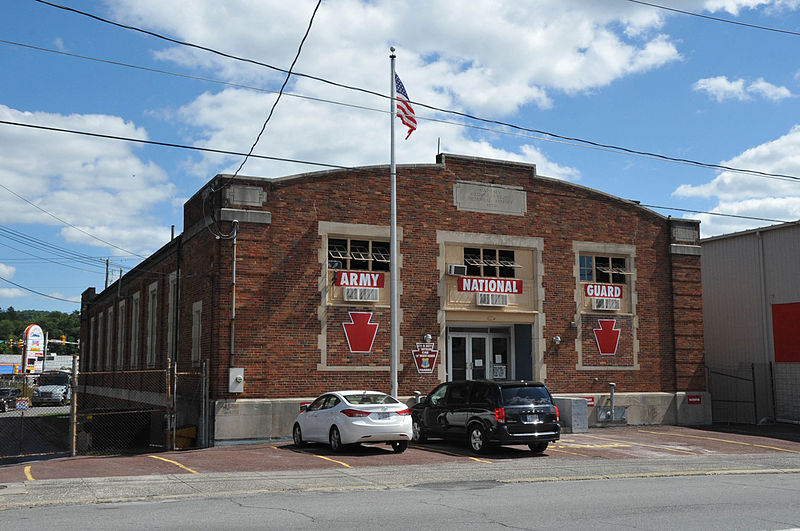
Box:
left=394, top=74, right=417, bottom=139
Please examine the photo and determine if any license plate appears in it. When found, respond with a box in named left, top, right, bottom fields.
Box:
left=375, top=412, right=390, bottom=420
left=523, top=414, right=542, bottom=423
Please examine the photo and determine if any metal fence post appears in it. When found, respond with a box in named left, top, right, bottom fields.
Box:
left=70, top=354, right=78, bottom=456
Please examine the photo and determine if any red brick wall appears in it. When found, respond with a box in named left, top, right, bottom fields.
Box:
left=81, top=154, right=706, bottom=400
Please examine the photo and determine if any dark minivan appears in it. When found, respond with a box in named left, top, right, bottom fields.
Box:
left=410, top=380, right=560, bottom=454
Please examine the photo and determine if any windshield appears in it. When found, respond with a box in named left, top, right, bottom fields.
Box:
left=501, top=386, right=551, bottom=406
left=342, top=392, right=398, bottom=405
left=0, top=389, right=12, bottom=397
left=38, top=373, right=70, bottom=386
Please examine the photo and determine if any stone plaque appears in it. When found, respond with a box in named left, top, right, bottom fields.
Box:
left=453, top=182, right=526, bottom=216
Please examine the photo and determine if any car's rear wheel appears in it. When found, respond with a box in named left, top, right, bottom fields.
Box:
left=329, top=426, right=344, bottom=453
left=411, top=417, right=427, bottom=443
left=468, top=423, right=489, bottom=454
left=0, top=402, right=6, bottom=412
left=391, top=440, right=408, bottom=453
left=292, top=423, right=306, bottom=448
left=528, top=441, right=549, bottom=453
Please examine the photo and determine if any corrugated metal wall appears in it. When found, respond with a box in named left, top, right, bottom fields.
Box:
left=702, top=223, right=800, bottom=423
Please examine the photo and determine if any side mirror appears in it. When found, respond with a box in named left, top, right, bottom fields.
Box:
left=299, top=403, right=309, bottom=412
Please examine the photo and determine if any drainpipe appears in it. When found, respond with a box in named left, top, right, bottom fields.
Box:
left=229, top=220, right=239, bottom=368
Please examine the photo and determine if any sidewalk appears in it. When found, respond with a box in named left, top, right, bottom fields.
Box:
left=3, top=424, right=800, bottom=509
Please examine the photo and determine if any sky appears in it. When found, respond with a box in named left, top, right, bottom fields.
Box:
left=1, top=0, right=800, bottom=313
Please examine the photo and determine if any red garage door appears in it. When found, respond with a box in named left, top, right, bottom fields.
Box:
left=772, top=302, right=800, bottom=362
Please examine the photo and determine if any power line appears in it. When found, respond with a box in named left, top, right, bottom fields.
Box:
left=0, top=180, right=147, bottom=258
left=0, top=275, right=80, bottom=304
left=207, top=0, right=323, bottom=240
left=0, top=118, right=795, bottom=227
left=0, top=120, right=347, bottom=170
left=31, top=0, right=800, bottom=183
left=625, top=0, right=800, bottom=37
left=5, top=37, right=800, bottom=185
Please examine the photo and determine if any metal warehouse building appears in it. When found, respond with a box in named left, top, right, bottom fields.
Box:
left=80, top=154, right=709, bottom=447
left=702, top=221, right=800, bottom=425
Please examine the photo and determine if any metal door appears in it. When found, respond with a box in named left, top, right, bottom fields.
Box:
left=448, top=333, right=489, bottom=380
left=448, top=329, right=511, bottom=381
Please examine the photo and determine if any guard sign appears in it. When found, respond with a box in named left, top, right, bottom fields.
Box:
left=16, top=397, right=29, bottom=410
left=412, top=343, right=439, bottom=374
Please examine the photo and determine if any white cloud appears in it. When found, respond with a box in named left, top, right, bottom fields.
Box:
left=0, top=263, right=15, bottom=279
left=0, top=287, right=26, bottom=299
left=748, top=78, right=793, bottom=100
left=0, top=105, right=176, bottom=255
left=693, top=76, right=792, bottom=102
left=693, top=76, right=748, bottom=102
left=109, top=0, right=683, bottom=117
left=673, top=125, right=800, bottom=235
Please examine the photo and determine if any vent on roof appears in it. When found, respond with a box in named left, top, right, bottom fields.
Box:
left=476, top=292, right=508, bottom=307
left=344, top=287, right=379, bottom=302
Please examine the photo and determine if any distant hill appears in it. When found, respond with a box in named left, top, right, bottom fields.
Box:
left=0, top=307, right=80, bottom=356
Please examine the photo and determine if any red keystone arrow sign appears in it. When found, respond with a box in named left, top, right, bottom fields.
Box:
left=593, top=319, right=621, bottom=355
left=342, top=312, right=379, bottom=353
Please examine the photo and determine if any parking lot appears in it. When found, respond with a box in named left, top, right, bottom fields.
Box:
left=3, top=424, right=800, bottom=484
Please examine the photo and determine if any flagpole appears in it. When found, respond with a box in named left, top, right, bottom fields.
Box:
left=389, top=47, right=399, bottom=398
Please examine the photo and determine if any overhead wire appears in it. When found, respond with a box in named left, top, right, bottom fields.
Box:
left=205, top=0, right=323, bottom=240
left=29, top=0, right=800, bottom=184
left=0, top=275, right=80, bottom=304
left=5, top=38, right=800, bottom=185
left=624, top=0, right=800, bottom=37
left=1, top=0, right=795, bottom=297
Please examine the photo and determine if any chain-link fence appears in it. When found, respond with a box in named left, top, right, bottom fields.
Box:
left=0, top=373, right=72, bottom=461
left=1, top=360, right=207, bottom=463
left=708, top=362, right=800, bottom=425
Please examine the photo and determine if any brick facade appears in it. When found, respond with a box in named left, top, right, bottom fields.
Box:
left=81, top=154, right=706, bottom=408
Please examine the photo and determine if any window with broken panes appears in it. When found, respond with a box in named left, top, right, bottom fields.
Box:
left=328, top=238, right=390, bottom=271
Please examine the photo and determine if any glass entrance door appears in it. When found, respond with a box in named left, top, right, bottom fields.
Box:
left=448, top=328, right=511, bottom=381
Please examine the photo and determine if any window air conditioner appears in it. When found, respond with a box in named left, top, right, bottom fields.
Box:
left=344, top=287, right=379, bottom=302
left=447, top=264, right=468, bottom=276
left=591, top=298, right=621, bottom=311
left=477, top=292, right=508, bottom=307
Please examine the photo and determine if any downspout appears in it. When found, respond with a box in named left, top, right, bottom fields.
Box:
left=229, top=220, right=239, bottom=368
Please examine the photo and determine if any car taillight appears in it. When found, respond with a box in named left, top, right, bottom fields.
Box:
left=395, top=408, right=410, bottom=416
left=341, top=409, right=371, bottom=417
left=555, top=405, right=560, bottom=423
left=494, top=407, right=506, bottom=424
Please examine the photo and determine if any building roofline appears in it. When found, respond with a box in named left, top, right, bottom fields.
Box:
left=197, top=152, right=666, bottom=221
left=701, top=219, right=800, bottom=243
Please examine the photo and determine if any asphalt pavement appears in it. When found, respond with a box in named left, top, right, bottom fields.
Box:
left=2, top=424, right=800, bottom=510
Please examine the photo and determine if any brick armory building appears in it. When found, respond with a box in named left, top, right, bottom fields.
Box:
left=80, top=154, right=709, bottom=445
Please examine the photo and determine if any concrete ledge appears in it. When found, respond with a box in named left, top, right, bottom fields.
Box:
left=212, top=392, right=712, bottom=443
left=556, top=392, right=712, bottom=427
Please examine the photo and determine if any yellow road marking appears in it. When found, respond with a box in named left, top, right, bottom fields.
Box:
left=555, top=443, right=631, bottom=449
left=414, top=445, right=492, bottom=463
left=311, top=454, right=352, bottom=468
left=148, top=455, right=199, bottom=474
left=584, top=434, right=697, bottom=455
left=24, top=465, right=34, bottom=481
left=548, top=447, right=589, bottom=457
left=638, top=429, right=800, bottom=454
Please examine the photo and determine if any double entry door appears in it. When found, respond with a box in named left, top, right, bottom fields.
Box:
left=448, top=328, right=510, bottom=381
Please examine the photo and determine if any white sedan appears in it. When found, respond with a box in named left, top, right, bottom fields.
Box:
left=292, top=390, right=413, bottom=453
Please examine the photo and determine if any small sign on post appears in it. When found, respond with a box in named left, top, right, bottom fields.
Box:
left=16, top=397, right=29, bottom=411
left=412, top=343, right=438, bottom=374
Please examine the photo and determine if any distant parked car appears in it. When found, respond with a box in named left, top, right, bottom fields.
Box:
left=0, top=387, right=20, bottom=412
left=292, top=390, right=413, bottom=453
left=410, top=380, right=560, bottom=454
